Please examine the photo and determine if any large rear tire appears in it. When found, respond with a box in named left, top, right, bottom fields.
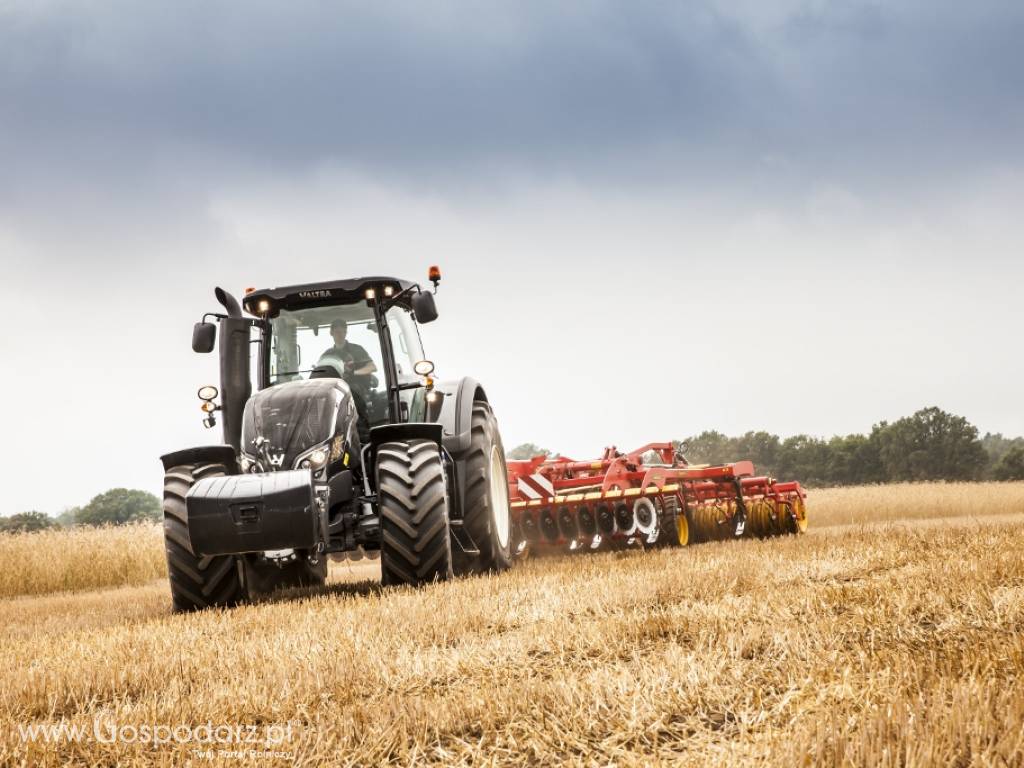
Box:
left=377, top=440, right=454, bottom=587
left=163, top=462, right=247, bottom=612
left=456, top=402, right=513, bottom=575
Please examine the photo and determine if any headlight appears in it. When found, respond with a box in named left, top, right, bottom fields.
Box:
left=294, top=441, right=334, bottom=475
left=197, top=385, right=219, bottom=401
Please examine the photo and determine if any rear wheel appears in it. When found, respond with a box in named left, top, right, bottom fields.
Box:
left=163, top=463, right=246, bottom=612
left=456, top=402, right=513, bottom=574
left=377, top=440, right=454, bottom=587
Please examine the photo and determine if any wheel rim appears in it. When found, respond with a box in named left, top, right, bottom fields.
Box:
left=489, top=445, right=511, bottom=549
left=677, top=512, right=689, bottom=546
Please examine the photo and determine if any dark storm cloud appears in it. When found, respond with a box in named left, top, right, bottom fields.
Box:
left=2, top=0, right=1022, bottom=208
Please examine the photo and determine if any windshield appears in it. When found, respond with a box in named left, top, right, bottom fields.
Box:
left=267, top=302, right=427, bottom=424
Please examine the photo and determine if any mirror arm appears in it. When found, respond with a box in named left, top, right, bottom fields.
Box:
left=203, top=312, right=267, bottom=331
left=380, top=283, right=420, bottom=312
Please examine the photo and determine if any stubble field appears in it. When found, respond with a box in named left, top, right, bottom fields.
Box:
left=0, top=482, right=1022, bottom=766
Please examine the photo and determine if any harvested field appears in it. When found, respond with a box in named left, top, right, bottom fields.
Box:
left=0, top=485, right=1022, bottom=766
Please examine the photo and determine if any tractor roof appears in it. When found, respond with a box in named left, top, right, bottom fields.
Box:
left=242, top=276, right=417, bottom=316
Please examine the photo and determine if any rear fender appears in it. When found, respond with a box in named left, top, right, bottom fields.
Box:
left=429, top=377, right=487, bottom=457
left=426, top=377, right=490, bottom=521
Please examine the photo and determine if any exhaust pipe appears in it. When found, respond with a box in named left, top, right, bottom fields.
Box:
left=215, top=287, right=251, bottom=453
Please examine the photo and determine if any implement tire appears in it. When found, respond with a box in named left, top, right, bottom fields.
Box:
left=657, top=495, right=691, bottom=548
left=455, top=402, right=513, bottom=575
left=163, top=462, right=247, bottom=612
left=377, top=439, right=454, bottom=587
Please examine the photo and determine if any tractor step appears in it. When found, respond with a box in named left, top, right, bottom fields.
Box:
left=451, top=525, right=480, bottom=556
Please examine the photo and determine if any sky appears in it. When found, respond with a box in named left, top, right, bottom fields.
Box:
left=1, top=0, right=1022, bottom=515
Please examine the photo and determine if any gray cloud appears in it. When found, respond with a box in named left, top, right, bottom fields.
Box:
left=2, top=0, right=1022, bottom=210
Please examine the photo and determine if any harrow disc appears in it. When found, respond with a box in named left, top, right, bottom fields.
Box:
left=539, top=508, right=560, bottom=543
left=614, top=502, right=637, bottom=536
left=633, top=497, right=659, bottom=544
left=577, top=505, right=597, bottom=538
left=520, top=513, right=540, bottom=544
left=558, top=507, right=579, bottom=542
left=596, top=503, right=616, bottom=537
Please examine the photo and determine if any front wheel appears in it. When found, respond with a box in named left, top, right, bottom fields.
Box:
left=163, top=462, right=247, bottom=612
left=377, top=439, right=454, bottom=587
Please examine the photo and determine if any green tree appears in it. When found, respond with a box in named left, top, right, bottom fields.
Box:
left=826, top=434, right=885, bottom=485
left=0, top=511, right=57, bottom=533
left=680, top=431, right=735, bottom=465
left=992, top=446, right=1024, bottom=481
left=75, top=489, right=161, bottom=527
left=507, top=443, right=553, bottom=460
left=872, top=407, right=987, bottom=482
left=776, top=435, right=833, bottom=486
left=731, top=431, right=782, bottom=475
left=981, top=433, right=1024, bottom=478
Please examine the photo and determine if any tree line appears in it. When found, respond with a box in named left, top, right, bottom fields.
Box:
left=0, top=489, right=160, bottom=534
left=508, top=407, right=1024, bottom=487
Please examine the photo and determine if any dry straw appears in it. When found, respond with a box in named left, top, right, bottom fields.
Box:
left=0, top=485, right=1021, bottom=765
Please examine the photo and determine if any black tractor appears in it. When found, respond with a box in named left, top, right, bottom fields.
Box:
left=160, top=270, right=513, bottom=611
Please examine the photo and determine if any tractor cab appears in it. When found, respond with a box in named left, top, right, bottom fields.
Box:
left=243, top=275, right=439, bottom=426
left=253, top=290, right=428, bottom=431
left=226, top=276, right=442, bottom=477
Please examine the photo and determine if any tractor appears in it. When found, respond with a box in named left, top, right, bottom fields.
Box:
left=160, top=270, right=512, bottom=611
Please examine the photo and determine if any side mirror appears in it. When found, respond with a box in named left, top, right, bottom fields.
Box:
left=411, top=291, right=439, bottom=324
left=192, top=322, right=216, bottom=353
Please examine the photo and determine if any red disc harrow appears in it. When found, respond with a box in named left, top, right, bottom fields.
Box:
left=506, top=442, right=807, bottom=553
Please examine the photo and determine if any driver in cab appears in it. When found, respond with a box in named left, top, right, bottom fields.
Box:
left=319, top=319, right=377, bottom=387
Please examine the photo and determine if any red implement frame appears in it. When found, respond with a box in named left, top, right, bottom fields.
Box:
left=506, top=442, right=807, bottom=552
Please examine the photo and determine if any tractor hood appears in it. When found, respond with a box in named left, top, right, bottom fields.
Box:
left=241, top=379, right=356, bottom=470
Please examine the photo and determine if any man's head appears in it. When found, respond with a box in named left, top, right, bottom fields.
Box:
left=330, top=319, right=348, bottom=345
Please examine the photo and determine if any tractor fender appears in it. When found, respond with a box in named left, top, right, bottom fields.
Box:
left=160, top=445, right=238, bottom=473
left=431, top=376, right=488, bottom=458
left=369, top=422, right=444, bottom=447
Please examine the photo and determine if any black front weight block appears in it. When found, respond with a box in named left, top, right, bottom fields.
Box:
left=186, top=470, right=318, bottom=556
